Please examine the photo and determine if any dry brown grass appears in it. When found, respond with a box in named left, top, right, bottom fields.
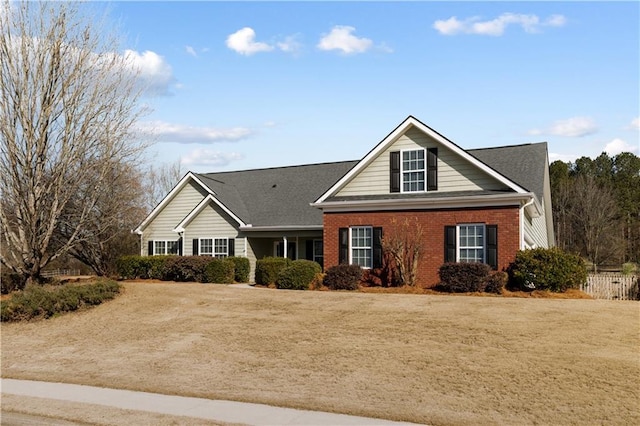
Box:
left=2, top=282, right=639, bottom=425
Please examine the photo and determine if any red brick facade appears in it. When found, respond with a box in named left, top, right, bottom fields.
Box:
left=323, top=206, right=520, bottom=288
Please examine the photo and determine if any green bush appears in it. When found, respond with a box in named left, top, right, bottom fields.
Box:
left=116, top=255, right=142, bottom=279
left=204, top=258, right=235, bottom=283
left=276, top=260, right=322, bottom=290
left=1, top=280, right=121, bottom=322
left=255, top=257, right=291, bottom=285
left=484, top=271, right=508, bottom=294
left=1, top=270, right=27, bottom=294
left=323, top=264, right=363, bottom=290
left=438, top=262, right=492, bottom=293
left=507, top=247, right=587, bottom=292
left=227, top=256, right=250, bottom=283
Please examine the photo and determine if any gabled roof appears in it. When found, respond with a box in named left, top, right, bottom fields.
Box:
left=196, top=161, right=358, bottom=229
left=314, top=116, right=531, bottom=204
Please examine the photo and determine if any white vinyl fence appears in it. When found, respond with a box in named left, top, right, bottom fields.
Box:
left=580, top=274, right=639, bottom=301
left=41, top=269, right=81, bottom=278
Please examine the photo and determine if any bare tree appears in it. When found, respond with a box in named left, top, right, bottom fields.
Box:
left=568, top=175, right=621, bottom=271
left=381, top=217, right=424, bottom=287
left=143, top=160, right=183, bottom=213
left=0, top=1, right=147, bottom=283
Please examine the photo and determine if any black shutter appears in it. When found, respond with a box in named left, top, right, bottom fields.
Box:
left=148, top=240, right=154, bottom=256
left=178, top=238, right=183, bottom=256
left=390, top=151, right=400, bottom=193
left=373, top=227, right=383, bottom=269
left=339, top=228, right=349, bottom=264
left=486, top=225, right=498, bottom=270
left=444, top=226, right=456, bottom=263
left=192, top=239, right=199, bottom=256
left=427, top=148, right=438, bottom=191
left=306, top=240, right=313, bottom=260
left=228, top=238, right=235, bottom=257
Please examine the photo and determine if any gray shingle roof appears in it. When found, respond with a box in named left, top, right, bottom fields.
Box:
left=194, top=142, right=547, bottom=228
left=469, top=142, right=547, bottom=200
left=196, top=161, right=358, bottom=227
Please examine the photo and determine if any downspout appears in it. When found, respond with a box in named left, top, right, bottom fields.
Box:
left=520, top=197, right=535, bottom=250
left=140, top=232, right=144, bottom=256
left=283, top=236, right=288, bottom=259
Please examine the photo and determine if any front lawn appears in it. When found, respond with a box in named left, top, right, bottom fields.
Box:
left=1, top=282, right=637, bottom=425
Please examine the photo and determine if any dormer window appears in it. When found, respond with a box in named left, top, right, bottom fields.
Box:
left=402, top=149, right=426, bottom=192
left=390, top=148, right=438, bottom=193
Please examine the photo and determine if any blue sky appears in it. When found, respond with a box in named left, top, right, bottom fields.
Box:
left=106, top=1, right=639, bottom=172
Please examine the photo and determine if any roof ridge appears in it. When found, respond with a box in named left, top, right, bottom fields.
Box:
left=198, top=159, right=359, bottom=176
left=469, top=141, right=547, bottom=151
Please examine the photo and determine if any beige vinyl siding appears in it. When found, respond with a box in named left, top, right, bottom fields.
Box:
left=524, top=209, right=550, bottom=249
left=143, top=181, right=209, bottom=255
left=337, top=126, right=509, bottom=196
left=183, top=201, right=241, bottom=256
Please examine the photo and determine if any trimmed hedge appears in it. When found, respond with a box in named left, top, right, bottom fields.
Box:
left=276, top=260, right=322, bottom=290
left=323, top=264, right=363, bottom=290
left=161, top=256, right=212, bottom=282
left=438, top=262, right=492, bottom=293
left=255, top=257, right=291, bottom=286
left=227, top=256, right=250, bottom=283
left=204, top=258, right=235, bottom=284
left=1, top=280, right=121, bottom=322
left=485, top=271, right=508, bottom=294
left=508, top=247, right=587, bottom=292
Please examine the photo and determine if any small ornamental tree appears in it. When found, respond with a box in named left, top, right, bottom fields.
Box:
left=381, top=218, right=424, bottom=287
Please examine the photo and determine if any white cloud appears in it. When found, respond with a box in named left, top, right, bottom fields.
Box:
left=529, top=117, right=598, bottom=138
left=317, top=26, right=373, bottom=54
left=434, top=13, right=567, bottom=36
left=123, top=50, right=175, bottom=96
left=604, top=138, right=638, bottom=155
left=226, top=27, right=274, bottom=55
left=137, top=121, right=252, bottom=144
left=277, top=35, right=303, bottom=54
left=549, top=152, right=581, bottom=163
left=181, top=149, right=244, bottom=167
left=185, top=45, right=197, bottom=57
left=629, top=117, right=640, bottom=130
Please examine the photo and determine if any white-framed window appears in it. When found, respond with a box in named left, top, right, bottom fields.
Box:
left=457, top=224, right=485, bottom=263
left=154, top=240, right=179, bottom=255
left=402, top=149, right=426, bottom=192
left=350, top=226, right=372, bottom=268
left=313, top=240, right=323, bottom=266
left=199, top=238, right=228, bottom=258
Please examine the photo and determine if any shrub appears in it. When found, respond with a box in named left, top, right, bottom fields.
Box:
left=161, top=256, right=211, bottom=282
left=508, top=247, right=587, bottom=292
left=1, top=270, right=27, bottom=294
left=485, top=271, right=508, bottom=294
left=116, top=255, right=142, bottom=279
left=323, top=264, right=363, bottom=291
left=255, top=257, right=291, bottom=285
left=276, top=260, right=322, bottom=290
left=227, top=256, right=250, bottom=283
left=204, top=258, right=235, bottom=283
left=1, top=280, right=121, bottom=322
left=438, top=262, right=492, bottom=293
left=147, top=256, right=169, bottom=280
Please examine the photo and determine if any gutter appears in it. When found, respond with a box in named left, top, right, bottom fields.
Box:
left=238, top=225, right=323, bottom=232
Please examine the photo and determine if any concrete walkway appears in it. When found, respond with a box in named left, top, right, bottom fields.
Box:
left=1, top=379, right=420, bottom=426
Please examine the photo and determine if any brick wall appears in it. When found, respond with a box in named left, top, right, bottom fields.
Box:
left=323, top=206, right=520, bottom=288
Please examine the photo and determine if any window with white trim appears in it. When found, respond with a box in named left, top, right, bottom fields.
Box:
left=351, top=226, right=372, bottom=268
left=402, top=149, right=425, bottom=192
left=458, top=224, right=485, bottom=263
left=199, top=238, right=228, bottom=258
left=154, top=240, right=179, bottom=255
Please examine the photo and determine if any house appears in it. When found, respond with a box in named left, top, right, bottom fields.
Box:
left=135, top=116, right=554, bottom=286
